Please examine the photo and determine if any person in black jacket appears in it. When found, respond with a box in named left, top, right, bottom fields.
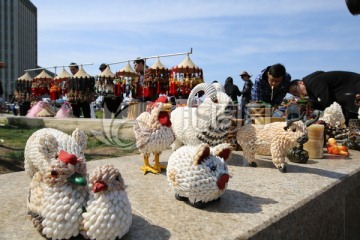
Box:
left=288, top=71, right=360, bottom=126
left=239, top=71, right=253, bottom=120
left=224, top=76, right=242, bottom=118
left=224, top=77, right=242, bottom=103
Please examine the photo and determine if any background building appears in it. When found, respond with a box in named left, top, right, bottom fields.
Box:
left=0, top=0, right=37, bottom=101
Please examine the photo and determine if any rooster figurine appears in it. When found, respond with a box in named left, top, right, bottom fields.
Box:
left=81, top=165, right=132, bottom=240
left=27, top=150, right=88, bottom=239
left=133, top=96, right=175, bottom=174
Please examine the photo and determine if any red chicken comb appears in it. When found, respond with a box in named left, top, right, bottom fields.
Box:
left=155, top=96, right=168, bottom=103
left=58, top=150, right=78, bottom=165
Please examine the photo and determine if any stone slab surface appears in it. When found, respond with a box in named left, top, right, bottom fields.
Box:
left=1, top=147, right=360, bottom=240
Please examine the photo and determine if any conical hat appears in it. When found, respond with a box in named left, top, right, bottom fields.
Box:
left=116, top=62, right=137, bottom=77
left=17, top=72, right=33, bottom=81
left=120, top=62, right=135, bottom=73
left=177, top=54, right=199, bottom=69
left=55, top=68, right=72, bottom=80
left=150, top=59, right=167, bottom=69
left=73, top=66, right=92, bottom=78
left=34, top=69, right=52, bottom=80
left=98, top=66, right=115, bottom=78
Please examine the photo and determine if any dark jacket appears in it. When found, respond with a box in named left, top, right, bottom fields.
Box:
left=252, top=66, right=291, bottom=106
left=0, top=79, right=3, bottom=96
left=241, top=79, right=253, bottom=102
left=224, top=77, right=242, bottom=103
left=303, top=71, right=360, bottom=125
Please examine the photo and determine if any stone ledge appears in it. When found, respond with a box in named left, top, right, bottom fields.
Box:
left=1, top=148, right=360, bottom=239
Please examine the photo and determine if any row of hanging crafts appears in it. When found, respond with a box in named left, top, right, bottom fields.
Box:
left=16, top=54, right=204, bottom=102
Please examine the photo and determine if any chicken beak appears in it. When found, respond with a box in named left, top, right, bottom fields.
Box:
left=67, top=173, right=87, bottom=186
left=93, top=181, right=108, bottom=193
left=162, top=103, right=172, bottom=112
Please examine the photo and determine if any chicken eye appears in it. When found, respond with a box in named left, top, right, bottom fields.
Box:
left=51, top=170, right=58, bottom=177
left=207, top=162, right=217, bottom=171
left=225, top=105, right=234, bottom=112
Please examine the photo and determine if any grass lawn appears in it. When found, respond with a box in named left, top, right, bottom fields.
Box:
left=0, top=125, right=137, bottom=174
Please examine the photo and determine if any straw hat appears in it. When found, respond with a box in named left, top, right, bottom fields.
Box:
left=239, top=71, right=252, bottom=77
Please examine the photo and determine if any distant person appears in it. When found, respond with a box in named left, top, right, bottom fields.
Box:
left=288, top=70, right=360, bottom=126
left=224, top=77, right=242, bottom=118
left=69, top=62, right=79, bottom=75
left=251, top=63, right=291, bottom=109
left=239, top=71, right=253, bottom=120
left=134, top=58, right=148, bottom=101
left=224, top=77, right=242, bottom=104
left=68, top=62, right=91, bottom=118
left=345, top=0, right=360, bottom=15
left=99, top=63, right=124, bottom=119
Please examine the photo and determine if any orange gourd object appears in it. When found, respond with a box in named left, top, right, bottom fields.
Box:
left=337, top=145, right=348, bottom=152
left=327, top=138, right=337, bottom=147
left=339, top=150, right=349, bottom=157
left=327, top=146, right=334, bottom=153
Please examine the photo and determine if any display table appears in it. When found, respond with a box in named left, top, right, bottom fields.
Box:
left=0, top=147, right=359, bottom=239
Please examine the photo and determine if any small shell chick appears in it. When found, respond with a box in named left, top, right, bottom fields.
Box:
left=167, top=143, right=232, bottom=208
left=133, top=96, right=175, bottom=174
left=81, top=165, right=132, bottom=240
left=27, top=150, right=88, bottom=239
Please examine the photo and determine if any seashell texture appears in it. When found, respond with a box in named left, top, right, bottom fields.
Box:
left=27, top=151, right=88, bottom=239
left=170, top=83, right=234, bottom=151
left=167, top=143, right=231, bottom=207
left=24, top=128, right=88, bottom=177
left=319, top=102, right=346, bottom=128
left=133, top=96, right=175, bottom=174
left=236, top=114, right=318, bottom=172
left=82, top=165, right=132, bottom=240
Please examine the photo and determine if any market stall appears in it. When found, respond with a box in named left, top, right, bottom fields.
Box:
left=170, top=53, right=204, bottom=98
left=52, top=68, right=72, bottom=100
left=95, top=65, right=116, bottom=96
left=115, top=61, right=138, bottom=98
left=66, top=66, right=95, bottom=104
left=31, top=69, right=53, bottom=99
left=144, top=58, right=170, bottom=101
left=14, top=72, right=33, bottom=115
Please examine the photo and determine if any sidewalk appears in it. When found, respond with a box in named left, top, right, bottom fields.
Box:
left=1, top=148, right=360, bottom=239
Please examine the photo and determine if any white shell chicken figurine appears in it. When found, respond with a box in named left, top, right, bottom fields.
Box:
left=167, top=143, right=232, bottom=208
left=133, top=96, right=175, bottom=174
left=81, top=165, right=132, bottom=240
left=27, top=150, right=88, bottom=239
left=24, top=127, right=87, bottom=177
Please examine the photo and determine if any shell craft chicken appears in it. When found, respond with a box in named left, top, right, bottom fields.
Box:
left=81, top=165, right=132, bottom=240
left=27, top=150, right=88, bottom=239
left=167, top=143, right=232, bottom=208
left=24, top=128, right=88, bottom=178
left=133, top=96, right=175, bottom=174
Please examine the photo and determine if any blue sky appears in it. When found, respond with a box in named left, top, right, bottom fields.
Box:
left=31, top=0, right=360, bottom=89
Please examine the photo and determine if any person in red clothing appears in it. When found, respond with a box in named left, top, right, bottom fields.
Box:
left=134, top=58, right=146, bottom=101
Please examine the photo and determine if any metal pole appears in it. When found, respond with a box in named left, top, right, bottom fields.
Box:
left=25, top=63, right=94, bottom=72
left=107, top=48, right=192, bottom=66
